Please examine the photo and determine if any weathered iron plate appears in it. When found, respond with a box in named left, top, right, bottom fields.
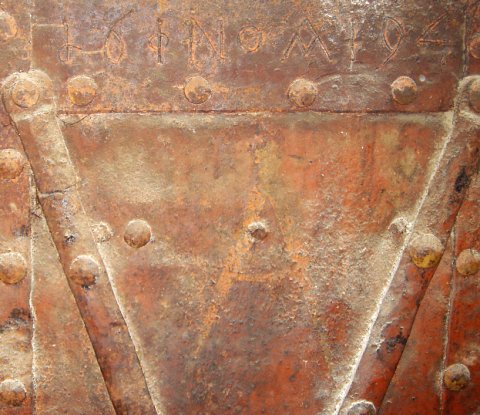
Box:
left=467, top=0, right=480, bottom=75
left=57, top=112, right=448, bottom=413
left=1, top=1, right=480, bottom=414
left=32, top=0, right=465, bottom=112
left=0, top=2, right=34, bottom=411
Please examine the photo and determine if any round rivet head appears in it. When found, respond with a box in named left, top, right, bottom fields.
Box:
left=391, top=76, right=418, bottom=105
left=11, top=77, right=40, bottom=108
left=469, top=79, right=480, bottom=113
left=409, top=233, right=444, bottom=269
left=247, top=221, right=268, bottom=241
left=0, top=253, right=27, bottom=285
left=69, top=255, right=99, bottom=287
left=0, top=149, right=25, bottom=179
left=444, top=363, right=471, bottom=391
left=67, top=75, right=97, bottom=106
left=288, top=79, right=317, bottom=108
left=456, top=248, right=480, bottom=276
left=0, top=379, right=26, bottom=406
left=124, top=219, right=152, bottom=248
left=347, top=401, right=376, bottom=415
left=184, top=76, right=212, bottom=104
left=0, top=11, right=18, bottom=41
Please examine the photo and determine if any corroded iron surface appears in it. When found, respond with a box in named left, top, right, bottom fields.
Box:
left=0, top=1, right=479, bottom=415
left=32, top=0, right=464, bottom=112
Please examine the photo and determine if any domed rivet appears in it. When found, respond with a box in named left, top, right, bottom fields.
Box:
left=67, top=75, right=97, bottom=106
left=456, top=248, right=480, bottom=276
left=444, top=363, right=471, bottom=391
left=69, top=255, right=99, bottom=287
left=409, top=233, right=443, bottom=269
left=391, top=76, right=418, bottom=105
left=11, top=77, right=40, bottom=108
left=0, top=149, right=25, bottom=179
left=287, top=79, right=317, bottom=108
left=469, top=34, right=480, bottom=60
left=347, top=401, right=376, bottom=415
left=124, top=219, right=152, bottom=248
left=0, top=253, right=27, bottom=285
left=469, top=79, right=480, bottom=113
left=184, top=76, right=212, bottom=104
left=0, top=10, right=17, bottom=41
left=247, top=221, right=268, bottom=241
left=0, top=379, right=26, bottom=406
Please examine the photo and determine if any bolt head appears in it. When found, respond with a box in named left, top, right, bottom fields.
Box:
left=69, top=255, right=99, bottom=287
left=0, top=379, right=26, bottom=406
left=11, top=77, right=40, bottom=108
left=0, top=252, right=27, bottom=285
left=456, top=248, right=480, bottom=276
left=469, top=79, right=480, bottom=113
left=347, top=401, right=376, bottom=415
left=391, top=76, right=418, bottom=105
left=288, top=79, right=317, bottom=108
left=409, top=233, right=444, bottom=269
left=248, top=221, right=268, bottom=241
left=444, top=363, right=470, bottom=391
left=0, top=149, right=25, bottom=180
left=124, top=219, right=152, bottom=248
left=184, top=76, right=212, bottom=104
left=67, top=75, right=97, bottom=106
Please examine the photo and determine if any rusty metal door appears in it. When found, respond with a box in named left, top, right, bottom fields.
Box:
left=0, top=1, right=479, bottom=414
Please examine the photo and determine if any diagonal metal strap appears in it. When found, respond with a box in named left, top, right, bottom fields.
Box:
left=2, top=70, right=157, bottom=415
left=339, top=76, right=480, bottom=414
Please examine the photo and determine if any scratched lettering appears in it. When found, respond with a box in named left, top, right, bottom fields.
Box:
left=282, top=18, right=332, bottom=62
left=53, top=10, right=460, bottom=71
left=417, top=13, right=455, bottom=47
left=380, top=17, right=405, bottom=67
left=148, top=18, right=169, bottom=64
left=238, top=26, right=264, bottom=53
left=184, top=18, right=225, bottom=65
left=104, top=10, right=132, bottom=64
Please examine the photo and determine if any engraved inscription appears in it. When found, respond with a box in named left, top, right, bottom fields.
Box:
left=417, top=13, right=455, bottom=47
left=381, top=17, right=405, bottom=67
left=184, top=18, right=225, bottom=65
left=104, top=10, right=132, bottom=64
left=46, top=7, right=462, bottom=72
left=238, top=26, right=263, bottom=53
left=282, top=18, right=332, bottom=62
left=148, top=19, right=169, bottom=64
